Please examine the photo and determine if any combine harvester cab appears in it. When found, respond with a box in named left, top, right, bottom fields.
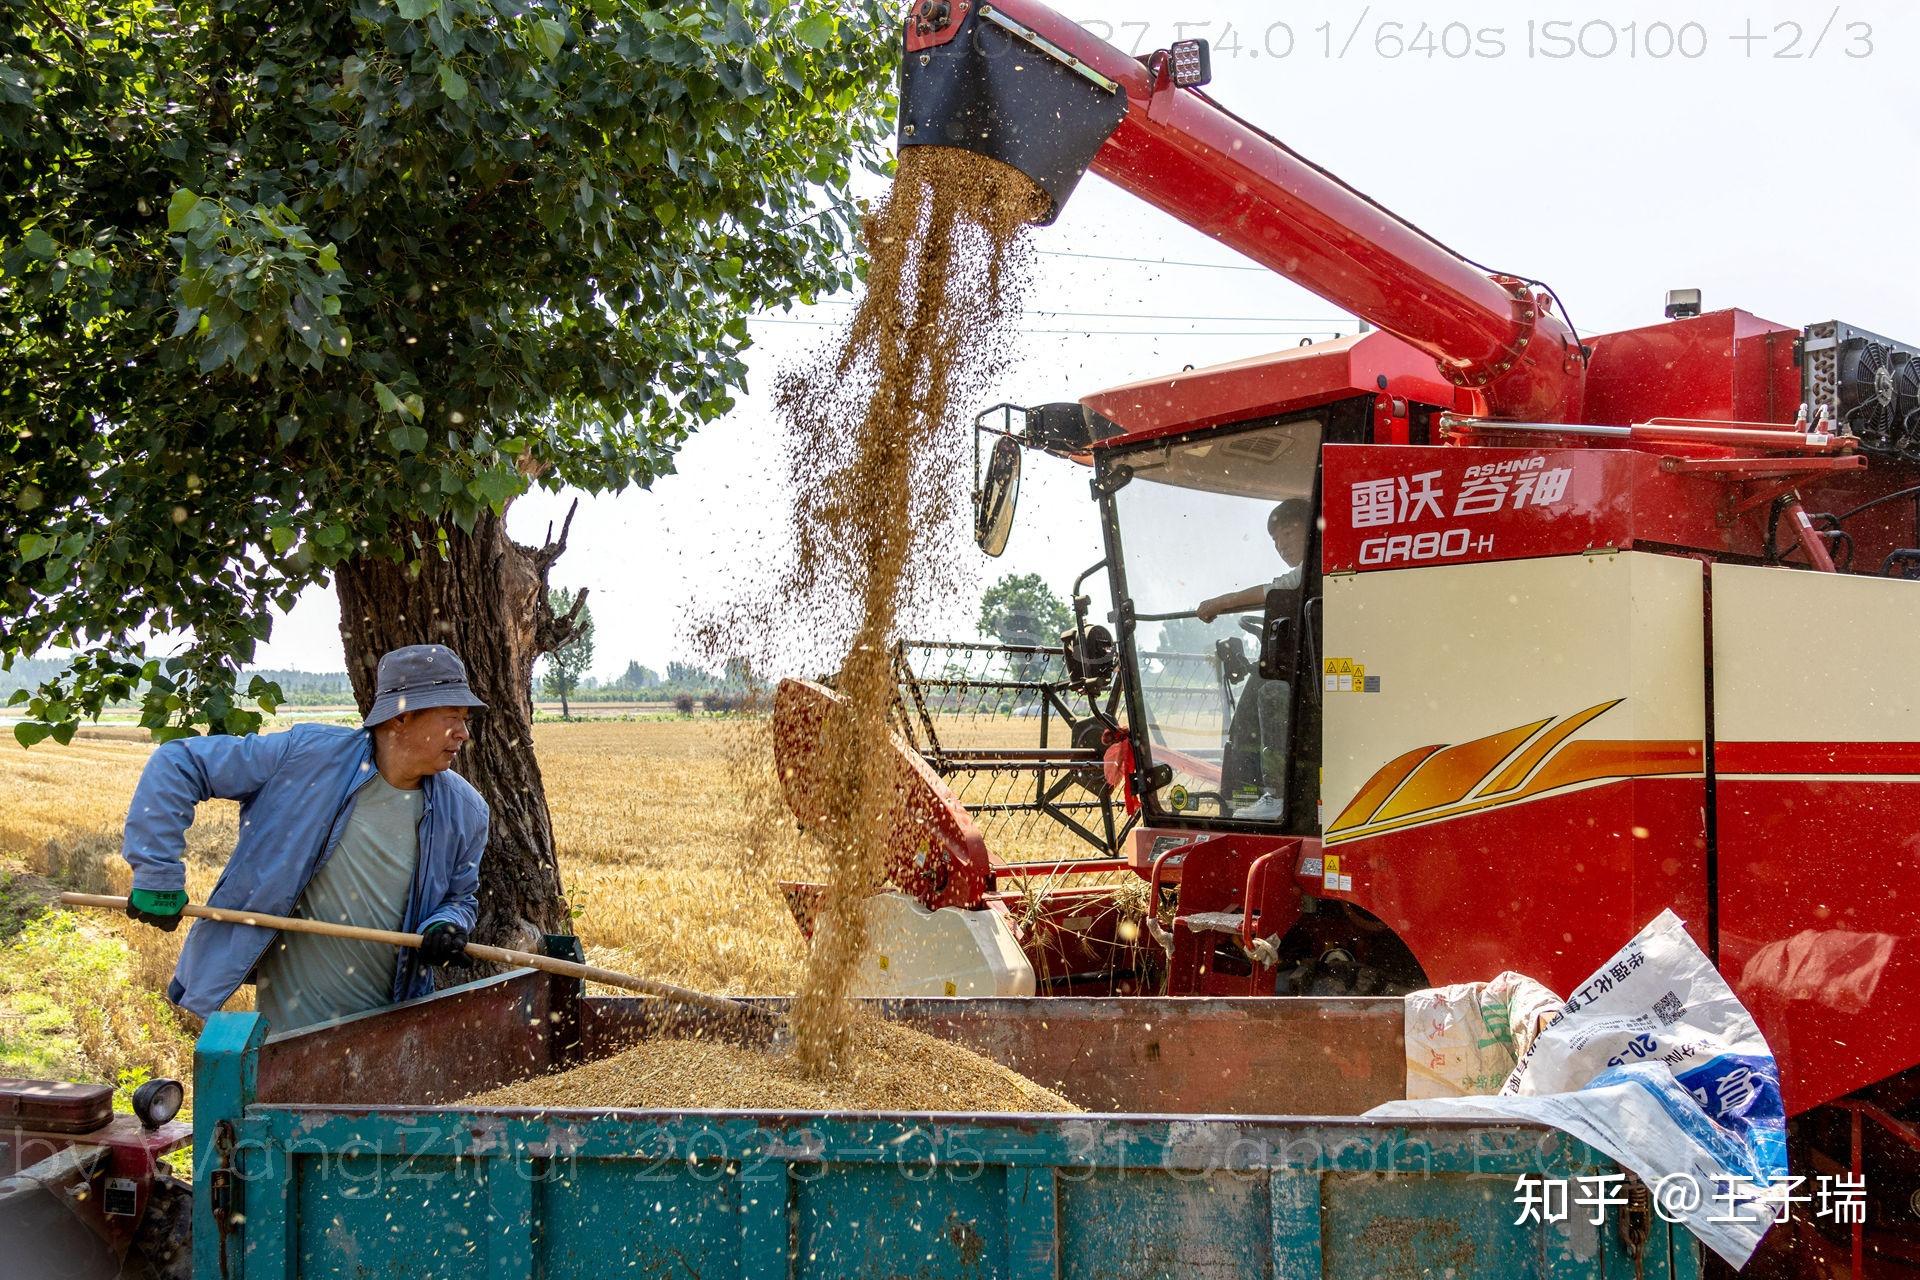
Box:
left=769, top=1, right=1920, bottom=1272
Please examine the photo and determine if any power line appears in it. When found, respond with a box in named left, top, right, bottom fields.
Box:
left=1037, top=307, right=1344, bottom=325
left=1036, top=248, right=1269, bottom=272
left=775, top=297, right=1348, bottom=326
left=743, top=316, right=1349, bottom=339
left=829, top=244, right=1270, bottom=272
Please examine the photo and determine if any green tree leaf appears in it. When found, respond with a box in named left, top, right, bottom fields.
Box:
left=166, top=188, right=199, bottom=231
left=531, top=18, right=566, bottom=61
left=793, top=14, right=836, bottom=48
left=1, top=0, right=893, bottom=906
left=979, top=573, right=1075, bottom=646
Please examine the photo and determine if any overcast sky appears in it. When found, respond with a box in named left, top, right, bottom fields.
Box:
left=251, top=0, right=1920, bottom=679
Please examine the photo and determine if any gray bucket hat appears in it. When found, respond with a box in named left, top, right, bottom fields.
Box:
left=364, top=644, right=488, bottom=728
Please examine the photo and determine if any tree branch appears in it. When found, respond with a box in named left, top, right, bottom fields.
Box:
left=533, top=585, right=588, bottom=656
left=533, top=497, right=579, bottom=573
left=29, top=0, right=88, bottom=63
left=529, top=499, right=586, bottom=656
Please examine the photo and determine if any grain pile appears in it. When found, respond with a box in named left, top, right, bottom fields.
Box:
left=468, top=1010, right=1078, bottom=1113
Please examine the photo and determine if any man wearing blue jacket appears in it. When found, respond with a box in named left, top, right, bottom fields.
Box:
left=119, top=644, right=492, bottom=1032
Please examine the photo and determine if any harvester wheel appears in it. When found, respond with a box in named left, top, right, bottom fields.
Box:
left=1275, top=947, right=1397, bottom=997
left=1271, top=908, right=1425, bottom=998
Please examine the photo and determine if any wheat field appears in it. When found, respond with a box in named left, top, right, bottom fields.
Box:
left=0, top=719, right=819, bottom=1085
left=0, top=714, right=1118, bottom=1089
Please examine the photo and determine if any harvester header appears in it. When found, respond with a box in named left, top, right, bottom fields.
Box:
left=899, top=0, right=1588, bottom=421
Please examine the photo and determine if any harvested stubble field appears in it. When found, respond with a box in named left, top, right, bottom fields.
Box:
left=0, top=714, right=1113, bottom=1095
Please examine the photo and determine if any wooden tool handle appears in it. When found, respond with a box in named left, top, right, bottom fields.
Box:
left=58, top=892, right=772, bottom=1026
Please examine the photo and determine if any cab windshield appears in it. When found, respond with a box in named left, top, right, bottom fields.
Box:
left=1105, top=418, right=1323, bottom=822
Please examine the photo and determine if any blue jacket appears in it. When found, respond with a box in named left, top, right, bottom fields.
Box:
left=120, top=722, right=490, bottom=1019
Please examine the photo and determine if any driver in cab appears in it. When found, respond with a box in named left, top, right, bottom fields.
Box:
left=1194, top=498, right=1309, bottom=821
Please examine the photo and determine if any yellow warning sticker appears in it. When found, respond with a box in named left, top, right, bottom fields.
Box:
left=1322, top=657, right=1376, bottom=695
left=1322, top=853, right=1341, bottom=891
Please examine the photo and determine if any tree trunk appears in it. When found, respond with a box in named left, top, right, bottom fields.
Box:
left=559, top=685, right=570, bottom=721
left=334, top=507, right=586, bottom=945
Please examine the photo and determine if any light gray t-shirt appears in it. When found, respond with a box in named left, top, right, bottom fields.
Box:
left=255, top=774, right=423, bottom=1033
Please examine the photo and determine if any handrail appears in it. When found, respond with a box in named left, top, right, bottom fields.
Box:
left=1145, top=846, right=1184, bottom=952
left=1240, top=852, right=1281, bottom=954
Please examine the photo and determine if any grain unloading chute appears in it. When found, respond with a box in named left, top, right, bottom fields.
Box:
left=898, top=0, right=1587, bottom=421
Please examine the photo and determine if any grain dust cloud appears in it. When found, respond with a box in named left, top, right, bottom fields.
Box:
left=774, top=146, right=1046, bottom=1074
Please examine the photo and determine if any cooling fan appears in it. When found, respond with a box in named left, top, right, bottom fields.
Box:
left=1894, top=351, right=1920, bottom=463
left=1838, top=336, right=1900, bottom=451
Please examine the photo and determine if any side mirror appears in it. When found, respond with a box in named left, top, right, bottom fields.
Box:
left=1258, top=587, right=1295, bottom=682
left=975, top=433, right=1022, bottom=557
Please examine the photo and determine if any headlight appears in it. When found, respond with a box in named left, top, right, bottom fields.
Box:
left=131, top=1078, right=185, bottom=1129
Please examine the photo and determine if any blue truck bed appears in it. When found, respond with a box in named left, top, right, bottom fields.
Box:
left=190, top=970, right=1702, bottom=1279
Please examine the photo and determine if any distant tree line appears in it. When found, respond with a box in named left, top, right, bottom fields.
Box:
left=6, top=651, right=765, bottom=717
left=559, top=655, right=764, bottom=711
left=1, top=656, right=77, bottom=695
left=247, top=669, right=356, bottom=705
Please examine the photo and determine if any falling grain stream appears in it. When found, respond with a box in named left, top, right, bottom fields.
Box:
left=483, top=149, right=1062, bottom=1111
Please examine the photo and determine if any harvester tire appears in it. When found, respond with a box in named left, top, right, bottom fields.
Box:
left=1270, top=908, right=1426, bottom=998
left=1275, top=947, right=1397, bottom=997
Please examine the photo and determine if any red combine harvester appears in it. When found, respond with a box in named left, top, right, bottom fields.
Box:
left=775, top=1, right=1920, bottom=1272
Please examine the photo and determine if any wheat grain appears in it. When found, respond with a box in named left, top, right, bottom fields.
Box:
left=468, top=1008, right=1077, bottom=1113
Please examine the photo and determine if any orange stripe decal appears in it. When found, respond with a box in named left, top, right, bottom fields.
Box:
left=1326, top=699, right=1705, bottom=846
left=1328, top=744, right=1443, bottom=833
left=1482, top=700, right=1621, bottom=796
left=1373, top=718, right=1554, bottom=823
left=1522, top=740, right=1703, bottom=796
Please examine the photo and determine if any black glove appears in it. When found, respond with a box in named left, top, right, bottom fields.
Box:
left=126, top=888, right=187, bottom=932
left=417, top=921, right=469, bottom=965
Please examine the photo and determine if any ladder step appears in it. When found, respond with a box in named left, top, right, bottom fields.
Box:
left=1179, top=911, right=1247, bottom=936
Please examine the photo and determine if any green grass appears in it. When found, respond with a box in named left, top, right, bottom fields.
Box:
left=0, top=884, right=194, bottom=1087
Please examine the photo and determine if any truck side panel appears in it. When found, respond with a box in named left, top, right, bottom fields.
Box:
left=195, top=1012, right=1700, bottom=1280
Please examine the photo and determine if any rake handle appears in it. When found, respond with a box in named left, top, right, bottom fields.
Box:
left=58, top=891, right=771, bottom=1026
